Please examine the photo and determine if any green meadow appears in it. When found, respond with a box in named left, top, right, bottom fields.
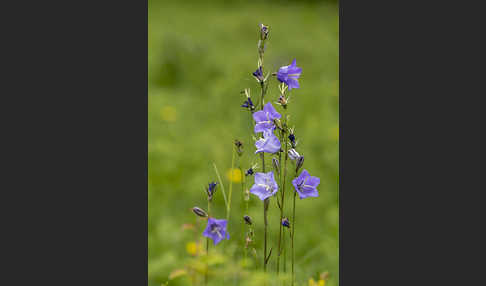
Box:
left=149, top=1, right=338, bottom=285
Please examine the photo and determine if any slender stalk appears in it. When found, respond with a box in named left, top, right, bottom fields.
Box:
left=258, top=80, right=269, bottom=272
left=291, top=170, right=297, bottom=286
left=205, top=199, right=211, bottom=286
left=212, top=162, right=228, bottom=209
left=227, top=145, right=236, bottom=221
left=276, top=107, right=288, bottom=274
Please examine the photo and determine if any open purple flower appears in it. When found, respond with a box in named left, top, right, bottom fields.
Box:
left=277, top=59, right=302, bottom=90
left=250, top=171, right=278, bottom=201
left=255, top=129, right=281, bottom=154
left=203, top=217, right=230, bottom=245
left=292, top=169, right=320, bottom=199
left=253, top=102, right=281, bottom=133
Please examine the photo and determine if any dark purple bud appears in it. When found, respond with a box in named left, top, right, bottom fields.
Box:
left=259, top=24, right=269, bottom=40
left=288, top=133, right=296, bottom=147
left=296, top=156, right=304, bottom=173
left=241, top=97, right=255, bottom=110
left=192, top=207, right=208, bottom=217
left=282, top=217, right=290, bottom=228
left=243, top=215, right=252, bottom=225
left=206, top=182, right=218, bottom=201
left=234, top=139, right=243, bottom=156
left=252, top=66, right=264, bottom=82
left=245, top=167, right=254, bottom=176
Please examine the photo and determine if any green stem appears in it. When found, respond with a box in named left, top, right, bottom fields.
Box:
left=259, top=80, right=269, bottom=273
left=277, top=107, right=288, bottom=275
left=227, top=145, right=236, bottom=221
left=205, top=199, right=211, bottom=286
left=291, top=170, right=297, bottom=286
left=212, top=162, right=228, bottom=209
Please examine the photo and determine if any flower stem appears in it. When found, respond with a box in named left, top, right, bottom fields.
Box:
left=227, top=145, right=236, bottom=221
left=291, top=170, right=297, bottom=286
left=205, top=199, right=211, bottom=286
left=276, top=107, right=288, bottom=275
left=212, top=162, right=228, bottom=209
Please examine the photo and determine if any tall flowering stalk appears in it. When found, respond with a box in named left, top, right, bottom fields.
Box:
left=192, top=23, right=323, bottom=285
left=254, top=23, right=273, bottom=272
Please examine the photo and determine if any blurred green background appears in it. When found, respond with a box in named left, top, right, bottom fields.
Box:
left=149, top=0, right=338, bottom=285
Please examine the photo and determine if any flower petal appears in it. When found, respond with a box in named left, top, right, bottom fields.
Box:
left=250, top=184, right=271, bottom=201
left=263, top=102, right=281, bottom=120
left=253, top=110, right=267, bottom=123
left=298, top=187, right=319, bottom=199
left=254, top=172, right=266, bottom=185
left=306, top=176, right=321, bottom=188
left=287, top=78, right=300, bottom=90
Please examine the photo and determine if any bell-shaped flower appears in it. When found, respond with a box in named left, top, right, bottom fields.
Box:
left=255, top=129, right=281, bottom=154
left=250, top=171, right=278, bottom=201
left=277, top=59, right=302, bottom=90
left=292, top=169, right=320, bottom=199
left=203, top=217, right=230, bottom=245
left=253, top=102, right=281, bottom=133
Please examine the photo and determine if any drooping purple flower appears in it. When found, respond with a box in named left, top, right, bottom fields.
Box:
left=277, top=59, right=302, bottom=90
left=292, top=169, right=320, bottom=199
left=203, top=217, right=230, bottom=245
left=252, top=66, right=264, bottom=82
left=250, top=171, right=278, bottom=201
left=255, top=129, right=281, bottom=154
left=253, top=102, right=281, bottom=133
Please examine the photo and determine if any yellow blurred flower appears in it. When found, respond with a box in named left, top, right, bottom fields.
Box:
left=226, top=168, right=242, bottom=183
left=160, top=106, right=177, bottom=122
left=186, top=241, right=200, bottom=256
left=168, top=268, right=187, bottom=280
left=309, top=278, right=326, bottom=286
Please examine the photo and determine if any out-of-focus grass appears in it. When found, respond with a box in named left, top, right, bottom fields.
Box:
left=149, top=0, right=338, bottom=285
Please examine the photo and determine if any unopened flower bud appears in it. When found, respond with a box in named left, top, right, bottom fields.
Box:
left=278, top=95, right=288, bottom=108
left=244, top=215, right=253, bottom=225
left=259, top=24, right=269, bottom=40
left=192, top=207, right=208, bottom=218
left=206, top=182, right=217, bottom=201
left=288, top=148, right=300, bottom=160
left=282, top=217, right=290, bottom=228
left=296, top=156, right=304, bottom=173
left=234, top=139, right=243, bottom=156
left=272, top=158, right=280, bottom=174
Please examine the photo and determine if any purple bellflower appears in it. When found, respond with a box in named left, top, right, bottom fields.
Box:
left=253, top=102, right=281, bottom=133
left=250, top=171, right=278, bottom=201
left=203, top=217, right=230, bottom=245
left=292, top=169, right=320, bottom=199
left=277, top=59, right=302, bottom=90
left=255, top=129, right=281, bottom=154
